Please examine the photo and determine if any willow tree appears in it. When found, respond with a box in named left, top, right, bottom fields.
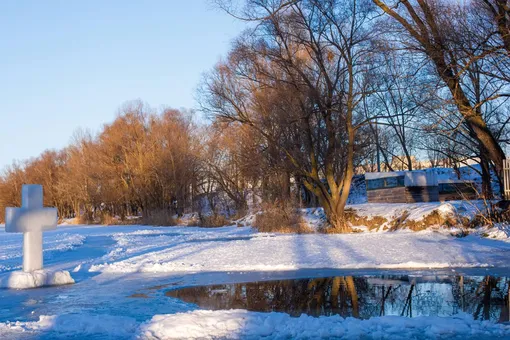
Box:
left=202, top=0, right=376, bottom=231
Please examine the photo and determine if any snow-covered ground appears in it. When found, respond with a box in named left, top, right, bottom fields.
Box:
left=87, top=226, right=510, bottom=273
left=0, top=223, right=509, bottom=339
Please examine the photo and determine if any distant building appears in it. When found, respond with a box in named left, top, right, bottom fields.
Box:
left=365, top=169, right=477, bottom=203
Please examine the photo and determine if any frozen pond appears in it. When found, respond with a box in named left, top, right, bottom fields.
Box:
left=166, top=274, right=510, bottom=322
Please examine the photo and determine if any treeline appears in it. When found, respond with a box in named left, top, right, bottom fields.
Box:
left=0, top=101, right=297, bottom=224
left=0, top=103, right=199, bottom=223
left=1, top=0, right=509, bottom=230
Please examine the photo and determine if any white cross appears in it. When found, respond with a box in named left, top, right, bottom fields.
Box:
left=5, top=185, right=57, bottom=272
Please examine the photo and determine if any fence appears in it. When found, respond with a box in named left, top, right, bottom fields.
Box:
left=504, top=159, right=510, bottom=200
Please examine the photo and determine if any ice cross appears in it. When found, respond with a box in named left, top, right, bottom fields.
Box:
left=5, top=185, right=57, bottom=272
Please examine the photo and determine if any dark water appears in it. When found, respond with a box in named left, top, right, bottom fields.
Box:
left=166, top=275, right=510, bottom=322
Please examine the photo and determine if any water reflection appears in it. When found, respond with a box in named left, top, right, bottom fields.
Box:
left=166, top=275, right=510, bottom=322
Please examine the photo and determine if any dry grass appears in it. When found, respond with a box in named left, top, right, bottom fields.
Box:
left=196, top=214, right=230, bottom=228
left=344, top=208, right=388, bottom=230
left=467, top=202, right=510, bottom=228
left=76, top=212, right=95, bottom=225
left=344, top=207, right=462, bottom=232
left=388, top=210, right=410, bottom=231
left=254, top=203, right=312, bottom=234
left=398, top=210, right=459, bottom=231
left=141, top=209, right=178, bottom=226
left=98, top=212, right=117, bottom=225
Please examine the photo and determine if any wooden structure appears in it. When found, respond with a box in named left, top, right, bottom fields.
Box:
left=366, top=172, right=407, bottom=203
left=438, top=180, right=477, bottom=201
left=366, top=171, right=439, bottom=203
left=366, top=170, right=476, bottom=203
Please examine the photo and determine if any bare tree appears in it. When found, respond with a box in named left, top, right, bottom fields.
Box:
left=373, top=0, right=507, bottom=182
left=202, top=0, right=376, bottom=230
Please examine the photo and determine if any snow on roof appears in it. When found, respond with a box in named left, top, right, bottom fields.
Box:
left=404, top=171, right=438, bottom=187
left=365, top=168, right=477, bottom=187
left=365, top=171, right=405, bottom=180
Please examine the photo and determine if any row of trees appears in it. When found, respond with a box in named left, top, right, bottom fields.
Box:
left=0, top=102, right=198, bottom=223
left=200, top=0, right=510, bottom=229
left=1, top=0, right=509, bottom=230
left=0, top=100, right=295, bottom=224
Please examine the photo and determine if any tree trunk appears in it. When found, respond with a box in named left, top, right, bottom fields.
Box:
left=317, top=192, right=351, bottom=232
left=302, top=173, right=352, bottom=232
left=480, top=149, right=494, bottom=199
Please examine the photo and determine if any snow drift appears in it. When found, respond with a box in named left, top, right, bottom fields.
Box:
left=139, top=309, right=510, bottom=340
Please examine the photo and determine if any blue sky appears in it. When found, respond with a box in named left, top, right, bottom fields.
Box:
left=0, top=0, right=245, bottom=169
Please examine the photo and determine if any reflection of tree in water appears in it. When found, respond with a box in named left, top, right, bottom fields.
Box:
left=451, top=276, right=509, bottom=322
left=165, top=275, right=509, bottom=322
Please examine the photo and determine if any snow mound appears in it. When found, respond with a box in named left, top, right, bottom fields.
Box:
left=352, top=202, right=458, bottom=222
left=0, top=269, right=74, bottom=289
left=139, top=310, right=510, bottom=340
left=0, top=313, right=137, bottom=338
left=483, top=223, right=510, bottom=241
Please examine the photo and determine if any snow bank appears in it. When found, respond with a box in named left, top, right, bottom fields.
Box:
left=139, top=310, right=510, bottom=340
left=246, top=201, right=477, bottom=232
left=0, top=269, right=74, bottom=289
left=3, top=309, right=510, bottom=339
left=240, top=201, right=478, bottom=233
left=348, top=200, right=487, bottom=229
left=351, top=202, right=455, bottom=222
left=5, top=309, right=508, bottom=339
left=297, top=201, right=473, bottom=232
left=0, top=313, right=137, bottom=338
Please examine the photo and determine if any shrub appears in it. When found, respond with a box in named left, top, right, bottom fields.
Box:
left=77, top=211, right=95, bottom=225
left=400, top=210, right=459, bottom=231
left=196, top=214, right=229, bottom=228
left=141, top=209, right=177, bottom=226
left=254, top=203, right=312, bottom=234
left=99, top=212, right=117, bottom=225
left=468, top=202, right=510, bottom=228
